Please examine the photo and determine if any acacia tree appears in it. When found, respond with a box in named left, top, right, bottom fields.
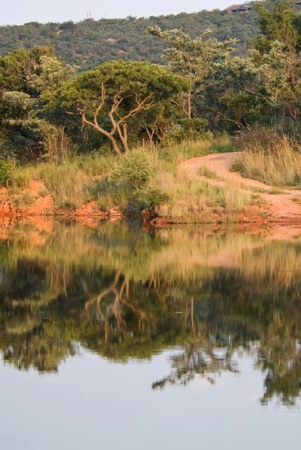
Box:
left=147, top=26, right=237, bottom=120
left=58, top=60, right=187, bottom=154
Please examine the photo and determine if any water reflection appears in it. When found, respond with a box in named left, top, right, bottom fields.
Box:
left=0, top=221, right=301, bottom=406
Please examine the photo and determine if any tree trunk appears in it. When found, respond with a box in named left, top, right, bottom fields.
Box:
left=117, top=123, right=130, bottom=153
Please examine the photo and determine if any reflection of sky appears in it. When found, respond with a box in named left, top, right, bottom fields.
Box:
left=0, top=348, right=300, bottom=450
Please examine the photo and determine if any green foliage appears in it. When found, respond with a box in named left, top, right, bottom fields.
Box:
left=140, top=187, right=169, bottom=206
left=148, top=26, right=237, bottom=120
left=148, top=26, right=237, bottom=80
left=0, top=47, right=77, bottom=161
left=160, top=124, right=213, bottom=147
left=109, top=149, right=153, bottom=190
left=58, top=60, right=187, bottom=153
left=2, top=3, right=301, bottom=162
left=0, top=46, right=57, bottom=93
left=0, top=158, right=13, bottom=186
left=132, top=187, right=169, bottom=213
left=255, top=0, right=301, bottom=53
left=0, top=10, right=260, bottom=71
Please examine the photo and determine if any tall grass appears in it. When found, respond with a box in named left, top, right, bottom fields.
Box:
left=9, top=137, right=241, bottom=218
left=158, top=134, right=233, bottom=168
left=12, top=153, right=116, bottom=209
left=233, top=132, right=301, bottom=187
left=151, top=169, right=254, bottom=221
left=8, top=136, right=252, bottom=222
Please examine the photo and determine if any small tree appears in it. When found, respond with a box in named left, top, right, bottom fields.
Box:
left=147, top=27, right=237, bottom=119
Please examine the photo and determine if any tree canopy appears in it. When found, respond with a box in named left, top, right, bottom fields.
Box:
left=57, top=60, right=187, bottom=154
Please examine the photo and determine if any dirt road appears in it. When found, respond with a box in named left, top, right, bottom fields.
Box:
left=180, top=152, right=301, bottom=222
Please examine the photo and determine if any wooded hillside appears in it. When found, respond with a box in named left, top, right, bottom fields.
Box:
left=0, top=9, right=259, bottom=70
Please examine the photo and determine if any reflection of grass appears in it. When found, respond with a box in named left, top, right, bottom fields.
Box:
left=3, top=219, right=301, bottom=393
left=6, top=221, right=301, bottom=302
left=241, top=242, right=301, bottom=290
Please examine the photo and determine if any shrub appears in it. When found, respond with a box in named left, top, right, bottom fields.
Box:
left=141, top=187, right=169, bottom=206
left=160, top=121, right=213, bottom=147
left=109, top=149, right=153, bottom=190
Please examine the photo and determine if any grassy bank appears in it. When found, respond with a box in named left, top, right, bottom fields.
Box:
left=4, top=134, right=269, bottom=221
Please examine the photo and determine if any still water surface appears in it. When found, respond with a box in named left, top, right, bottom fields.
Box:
left=1, top=221, right=301, bottom=449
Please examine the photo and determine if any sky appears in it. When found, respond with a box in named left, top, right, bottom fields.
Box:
left=0, top=1, right=234, bottom=26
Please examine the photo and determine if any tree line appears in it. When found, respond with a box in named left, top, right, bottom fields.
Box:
left=1, top=0, right=301, bottom=162
left=0, top=6, right=259, bottom=70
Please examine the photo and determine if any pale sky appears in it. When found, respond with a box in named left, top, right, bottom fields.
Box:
left=0, top=1, right=233, bottom=26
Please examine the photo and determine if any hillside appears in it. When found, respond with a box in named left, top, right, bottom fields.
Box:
left=0, top=9, right=259, bottom=70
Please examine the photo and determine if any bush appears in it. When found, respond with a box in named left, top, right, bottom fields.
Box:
left=0, top=159, right=14, bottom=187
left=160, top=119, right=212, bottom=147
left=141, top=187, right=169, bottom=206
left=109, top=149, right=153, bottom=190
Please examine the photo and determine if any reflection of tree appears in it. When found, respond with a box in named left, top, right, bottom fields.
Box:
left=257, top=309, right=301, bottom=406
left=1, top=223, right=301, bottom=406
left=84, top=270, right=149, bottom=342
left=152, top=341, right=238, bottom=389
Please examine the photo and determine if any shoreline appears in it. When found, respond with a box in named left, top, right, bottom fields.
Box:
left=1, top=192, right=301, bottom=227
left=2, top=151, right=301, bottom=226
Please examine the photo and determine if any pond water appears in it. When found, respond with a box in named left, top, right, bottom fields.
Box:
left=1, top=221, right=301, bottom=449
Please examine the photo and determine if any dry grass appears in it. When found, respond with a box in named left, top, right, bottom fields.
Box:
left=198, top=166, right=219, bottom=179
left=9, top=137, right=242, bottom=218
left=233, top=134, right=301, bottom=187
left=151, top=169, right=255, bottom=221
left=147, top=137, right=256, bottom=219
left=11, top=153, right=116, bottom=209
left=158, top=139, right=213, bottom=168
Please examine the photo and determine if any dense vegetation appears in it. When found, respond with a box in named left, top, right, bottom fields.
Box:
left=0, top=8, right=259, bottom=69
left=1, top=0, right=301, bottom=216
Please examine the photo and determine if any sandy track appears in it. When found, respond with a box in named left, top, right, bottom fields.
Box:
left=180, top=152, right=301, bottom=222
